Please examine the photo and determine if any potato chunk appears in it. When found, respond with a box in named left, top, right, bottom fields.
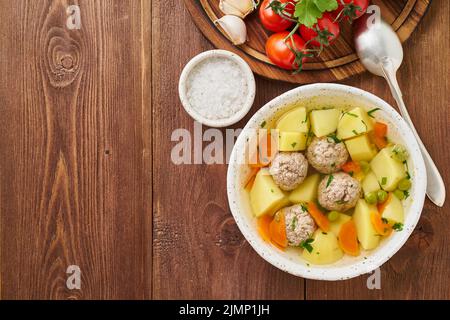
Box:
left=288, top=174, right=321, bottom=204
left=310, top=108, right=340, bottom=137
left=278, top=131, right=307, bottom=151
left=362, top=171, right=381, bottom=194
left=337, top=107, right=374, bottom=140
left=276, top=107, right=309, bottom=133
left=250, top=169, right=289, bottom=217
left=380, top=193, right=404, bottom=224
left=353, top=199, right=380, bottom=250
left=344, top=134, right=377, bottom=161
left=370, top=146, right=406, bottom=191
left=302, top=230, right=343, bottom=265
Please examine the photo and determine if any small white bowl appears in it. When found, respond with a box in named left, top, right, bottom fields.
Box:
left=179, top=50, right=256, bottom=128
left=227, top=83, right=427, bottom=281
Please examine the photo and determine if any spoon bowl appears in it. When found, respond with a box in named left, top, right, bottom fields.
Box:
left=354, top=13, right=445, bottom=207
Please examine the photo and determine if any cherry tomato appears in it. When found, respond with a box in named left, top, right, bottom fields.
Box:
left=266, top=32, right=309, bottom=71
left=299, top=12, right=340, bottom=48
left=259, top=0, right=295, bottom=32
left=332, top=0, right=369, bottom=22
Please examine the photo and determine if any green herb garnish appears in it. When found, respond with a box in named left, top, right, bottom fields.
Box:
left=326, top=174, right=334, bottom=188
left=291, top=216, right=298, bottom=231
left=260, top=120, right=266, bottom=128
left=327, top=133, right=341, bottom=143
left=291, top=142, right=297, bottom=148
left=403, top=190, right=410, bottom=199
left=381, top=177, right=387, bottom=185
left=301, top=204, right=309, bottom=212
left=352, top=129, right=359, bottom=136
left=392, top=223, right=404, bottom=231
left=367, top=108, right=381, bottom=118
left=345, top=111, right=359, bottom=118
left=361, top=119, right=367, bottom=131
left=300, top=238, right=314, bottom=253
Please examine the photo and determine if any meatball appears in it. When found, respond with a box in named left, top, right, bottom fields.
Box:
left=306, top=136, right=349, bottom=174
left=283, top=204, right=316, bottom=246
left=269, top=152, right=308, bottom=191
left=318, top=172, right=362, bottom=212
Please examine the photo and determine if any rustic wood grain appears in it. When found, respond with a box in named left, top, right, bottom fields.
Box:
left=153, top=0, right=448, bottom=299
left=0, top=0, right=448, bottom=300
left=184, top=0, right=431, bottom=83
left=0, top=0, right=152, bottom=299
left=151, top=0, right=304, bottom=300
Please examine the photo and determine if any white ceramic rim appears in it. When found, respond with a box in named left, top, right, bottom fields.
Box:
left=178, top=49, right=256, bottom=128
left=227, top=83, right=427, bottom=281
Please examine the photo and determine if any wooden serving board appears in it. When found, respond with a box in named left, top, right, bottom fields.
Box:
left=183, top=0, right=431, bottom=83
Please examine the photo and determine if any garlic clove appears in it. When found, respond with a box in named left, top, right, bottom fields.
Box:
left=215, top=15, right=247, bottom=46
left=219, top=0, right=256, bottom=19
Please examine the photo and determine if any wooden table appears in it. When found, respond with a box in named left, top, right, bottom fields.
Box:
left=0, top=0, right=448, bottom=300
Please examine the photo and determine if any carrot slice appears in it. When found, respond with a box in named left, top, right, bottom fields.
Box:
left=374, top=122, right=388, bottom=137
left=249, top=131, right=275, bottom=168
left=373, top=135, right=388, bottom=149
left=377, top=192, right=392, bottom=213
left=341, top=161, right=361, bottom=174
left=257, top=215, right=273, bottom=242
left=244, top=167, right=260, bottom=191
left=370, top=211, right=393, bottom=236
left=372, top=122, right=388, bottom=149
left=307, top=202, right=330, bottom=232
left=338, top=220, right=360, bottom=256
left=269, top=210, right=288, bottom=248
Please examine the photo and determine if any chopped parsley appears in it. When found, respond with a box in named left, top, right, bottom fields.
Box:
left=381, top=217, right=389, bottom=224
left=291, top=216, right=298, bottom=231
left=344, top=111, right=358, bottom=118
left=300, top=238, right=314, bottom=253
left=367, top=107, right=381, bottom=118
left=348, top=171, right=354, bottom=177
left=260, top=120, right=266, bottom=128
left=381, top=177, right=387, bottom=185
left=326, top=174, right=334, bottom=188
left=403, top=160, right=411, bottom=180
left=352, top=129, right=359, bottom=136
left=392, top=223, right=404, bottom=231
left=270, top=189, right=274, bottom=193
left=361, top=119, right=368, bottom=131
left=301, top=204, right=309, bottom=212
left=403, top=190, right=410, bottom=199
left=327, top=133, right=342, bottom=143
left=302, top=113, right=308, bottom=124
left=335, top=199, right=348, bottom=205
left=291, top=142, right=297, bottom=148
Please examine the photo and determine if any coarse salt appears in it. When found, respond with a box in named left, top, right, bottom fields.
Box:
left=186, top=57, right=249, bottom=120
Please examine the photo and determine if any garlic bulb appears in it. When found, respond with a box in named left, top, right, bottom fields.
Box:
left=219, top=0, right=257, bottom=18
left=215, top=15, right=247, bottom=45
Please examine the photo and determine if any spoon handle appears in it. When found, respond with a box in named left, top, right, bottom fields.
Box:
left=382, top=64, right=446, bottom=207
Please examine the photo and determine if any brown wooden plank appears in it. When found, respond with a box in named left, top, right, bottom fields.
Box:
left=0, top=0, right=152, bottom=299
left=151, top=0, right=304, bottom=300
left=306, top=0, right=450, bottom=299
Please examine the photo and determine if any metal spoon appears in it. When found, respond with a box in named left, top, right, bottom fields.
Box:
left=354, top=15, right=445, bottom=207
